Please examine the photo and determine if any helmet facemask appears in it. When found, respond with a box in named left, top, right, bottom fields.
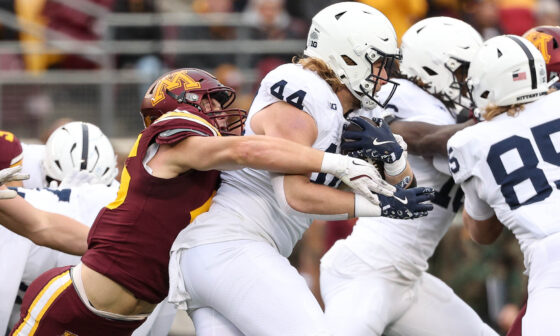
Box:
left=165, top=85, right=247, bottom=136
left=444, top=58, right=475, bottom=110
left=357, top=48, right=402, bottom=109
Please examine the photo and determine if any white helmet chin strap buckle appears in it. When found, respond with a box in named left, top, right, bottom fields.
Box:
left=360, top=95, right=377, bottom=109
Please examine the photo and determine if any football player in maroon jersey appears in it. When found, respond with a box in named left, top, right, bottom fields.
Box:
left=10, top=68, right=396, bottom=336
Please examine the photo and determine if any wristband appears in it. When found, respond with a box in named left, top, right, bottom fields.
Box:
left=320, top=152, right=345, bottom=176
left=354, top=194, right=381, bottom=217
left=384, top=156, right=407, bottom=176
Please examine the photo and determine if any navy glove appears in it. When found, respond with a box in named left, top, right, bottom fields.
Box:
left=377, top=186, right=435, bottom=219
left=341, top=117, right=404, bottom=164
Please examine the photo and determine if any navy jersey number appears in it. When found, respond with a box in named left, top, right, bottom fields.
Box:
left=270, top=80, right=307, bottom=110
left=312, top=143, right=340, bottom=187
left=432, top=177, right=464, bottom=212
left=487, top=118, right=560, bottom=210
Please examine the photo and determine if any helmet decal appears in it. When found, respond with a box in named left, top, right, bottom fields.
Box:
left=151, top=71, right=201, bottom=106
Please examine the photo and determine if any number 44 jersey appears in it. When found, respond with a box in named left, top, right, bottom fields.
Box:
left=176, top=63, right=347, bottom=258
left=448, top=90, right=560, bottom=271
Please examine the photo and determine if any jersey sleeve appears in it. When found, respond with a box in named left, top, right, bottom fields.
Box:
left=151, top=111, right=220, bottom=145
left=462, top=177, right=495, bottom=220
left=447, top=127, right=481, bottom=184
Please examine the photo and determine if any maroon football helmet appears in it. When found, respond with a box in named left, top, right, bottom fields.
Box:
left=141, top=68, right=247, bottom=135
left=523, top=26, right=560, bottom=81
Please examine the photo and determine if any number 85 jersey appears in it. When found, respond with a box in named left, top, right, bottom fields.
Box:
left=448, top=91, right=560, bottom=269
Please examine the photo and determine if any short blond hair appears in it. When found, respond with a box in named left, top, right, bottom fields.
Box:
left=483, top=104, right=525, bottom=121
left=293, top=56, right=345, bottom=93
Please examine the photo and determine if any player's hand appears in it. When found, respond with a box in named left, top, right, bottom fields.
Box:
left=0, top=166, right=29, bottom=199
left=336, top=156, right=396, bottom=203
left=341, top=117, right=404, bottom=164
left=59, top=170, right=101, bottom=188
left=377, top=186, right=435, bottom=219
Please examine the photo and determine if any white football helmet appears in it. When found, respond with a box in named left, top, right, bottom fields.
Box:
left=303, top=2, right=401, bottom=109
left=468, top=35, right=548, bottom=110
left=43, top=121, right=118, bottom=187
left=400, top=17, right=483, bottom=111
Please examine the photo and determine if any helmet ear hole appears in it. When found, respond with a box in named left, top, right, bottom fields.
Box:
left=341, top=55, right=357, bottom=66
left=422, top=66, right=437, bottom=76
left=480, top=90, right=490, bottom=99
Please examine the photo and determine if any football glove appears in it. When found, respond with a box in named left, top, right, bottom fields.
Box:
left=321, top=153, right=396, bottom=204
left=341, top=117, right=404, bottom=164
left=0, top=166, right=29, bottom=199
left=377, top=186, right=435, bottom=219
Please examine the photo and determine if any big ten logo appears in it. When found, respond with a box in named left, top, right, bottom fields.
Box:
left=0, top=131, right=15, bottom=142
left=152, top=71, right=201, bottom=106
left=310, top=40, right=318, bottom=48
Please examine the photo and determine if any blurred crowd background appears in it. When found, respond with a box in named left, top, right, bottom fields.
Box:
left=1, top=0, right=557, bottom=334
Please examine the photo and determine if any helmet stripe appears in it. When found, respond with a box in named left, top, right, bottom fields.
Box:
left=507, top=35, right=537, bottom=89
left=81, top=122, right=89, bottom=170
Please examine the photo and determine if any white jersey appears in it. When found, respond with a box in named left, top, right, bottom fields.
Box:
left=172, top=63, right=347, bottom=257
left=0, top=183, right=118, bottom=333
left=20, top=143, right=46, bottom=189
left=448, top=91, right=560, bottom=273
left=342, top=79, right=461, bottom=280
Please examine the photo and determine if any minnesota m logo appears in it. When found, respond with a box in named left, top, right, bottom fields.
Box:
left=152, top=71, right=201, bottom=106
left=524, top=31, right=553, bottom=63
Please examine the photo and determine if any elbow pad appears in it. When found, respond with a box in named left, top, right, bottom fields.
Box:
left=270, top=174, right=348, bottom=221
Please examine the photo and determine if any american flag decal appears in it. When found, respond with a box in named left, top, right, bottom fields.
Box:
left=513, top=72, right=527, bottom=81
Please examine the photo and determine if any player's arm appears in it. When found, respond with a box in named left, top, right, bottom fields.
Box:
left=254, top=101, right=358, bottom=217
left=462, top=210, right=503, bottom=245
left=254, top=102, right=434, bottom=219
left=389, top=119, right=475, bottom=157
left=150, top=120, right=397, bottom=198
left=0, top=186, right=88, bottom=255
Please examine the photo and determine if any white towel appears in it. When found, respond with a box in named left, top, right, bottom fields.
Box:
left=167, top=247, right=191, bottom=311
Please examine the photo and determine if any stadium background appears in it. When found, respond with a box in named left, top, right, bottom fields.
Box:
left=1, top=0, right=555, bottom=334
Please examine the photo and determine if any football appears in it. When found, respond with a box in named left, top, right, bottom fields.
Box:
left=342, top=116, right=385, bottom=178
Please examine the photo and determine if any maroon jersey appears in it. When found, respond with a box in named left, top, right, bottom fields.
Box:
left=82, top=111, right=221, bottom=304
left=0, top=130, right=23, bottom=169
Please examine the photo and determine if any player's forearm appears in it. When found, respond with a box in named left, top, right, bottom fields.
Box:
left=391, top=120, right=475, bottom=157
left=0, top=191, right=88, bottom=255
left=35, top=212, right=89, bottom=255
left=196, top=135, right=324, bottom=174
left=283, top=175, right=355, bottom=217
left=384, top=161, right=415, bottom=188
left=417, top=120, right=475, bottom=156
left=463, top=209, right=503, bottom=244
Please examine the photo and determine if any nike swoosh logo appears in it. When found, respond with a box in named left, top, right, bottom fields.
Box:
left=373, top=138, right=394, bottom=146
left=352, top=160, right=367, bottom=166
left=394, top=196, right=408, bottom=204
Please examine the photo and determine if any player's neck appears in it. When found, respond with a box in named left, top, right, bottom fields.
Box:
left=336, top=88, right=359, bottom=115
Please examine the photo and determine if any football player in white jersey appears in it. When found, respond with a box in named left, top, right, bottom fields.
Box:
left=0, top=122, right=177, bottom=336
left=169, top=3, right=435, bottom=336
left=321, top=17, right=497, bottom=336
left=320, top=17, right=498, bottom=336
left=448, top=35, right=558, bottom=336
left=0, top=121, right=120, bottom=333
